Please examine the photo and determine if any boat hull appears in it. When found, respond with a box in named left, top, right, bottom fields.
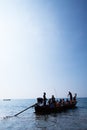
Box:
left=35, top=101, right=77, bottom=114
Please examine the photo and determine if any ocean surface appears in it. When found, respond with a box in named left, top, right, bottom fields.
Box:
left=0, top=98, right=87, bottom=130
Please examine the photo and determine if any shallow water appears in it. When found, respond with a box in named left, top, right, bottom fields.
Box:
left=0, top=98, right=87, bottom=130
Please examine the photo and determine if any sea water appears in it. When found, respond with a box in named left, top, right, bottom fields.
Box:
left=0, top=98, right=87, bottom=130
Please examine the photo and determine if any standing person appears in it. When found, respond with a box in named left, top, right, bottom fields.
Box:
left=43, top=92, right=47, bottom=106
left=73, top=93, right=77, bottom=101
left=51, top=95, right=55, bottom=103
left=68, top=91, right=72, bottom=101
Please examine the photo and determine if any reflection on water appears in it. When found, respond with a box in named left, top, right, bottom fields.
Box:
left=35, top=114, right=57, bottom=129
left=0, top=98, right=87, bottom=130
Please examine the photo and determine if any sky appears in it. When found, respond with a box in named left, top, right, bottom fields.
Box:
left=0, top=0, right=87, bottom=99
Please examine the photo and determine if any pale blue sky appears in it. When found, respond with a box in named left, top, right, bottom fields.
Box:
left=0, top=0, right=87, bottom=98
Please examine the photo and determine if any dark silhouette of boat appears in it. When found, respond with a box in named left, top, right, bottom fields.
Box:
left=34, top=92, right=77, bottom=114
left=35, top=100, right=77, bottom=114
left=3, top=99, right=11, bottom=101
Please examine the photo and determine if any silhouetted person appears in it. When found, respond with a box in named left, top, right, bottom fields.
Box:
left=51, top=95, right=55, bottom=103
left=43, top=92, right=47, bottom=106
left=68, top=91, right=72, bottom=101
left=73, top=93, right=77, bottom=100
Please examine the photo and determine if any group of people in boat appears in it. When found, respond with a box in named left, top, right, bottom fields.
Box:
left=37, top=91, right=77, bottom=108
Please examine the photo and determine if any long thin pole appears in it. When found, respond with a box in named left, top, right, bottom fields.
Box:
left=14, top=103, right=36, bottom=116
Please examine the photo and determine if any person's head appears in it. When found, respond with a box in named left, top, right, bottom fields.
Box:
left=44, top=92, right=46, bottom=95
left=52, top=95, right=54, bottom=98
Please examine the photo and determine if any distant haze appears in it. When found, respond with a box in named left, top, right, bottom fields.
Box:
left=0, top=0, right=87, bottom=99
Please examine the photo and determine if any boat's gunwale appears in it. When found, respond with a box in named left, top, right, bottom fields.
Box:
left=35, top=101, right=77, bottom=114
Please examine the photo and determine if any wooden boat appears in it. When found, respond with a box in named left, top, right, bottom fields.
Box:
left=3, top=99, right=11, bottom=101
left=34, top=98, right=77, bottom=114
